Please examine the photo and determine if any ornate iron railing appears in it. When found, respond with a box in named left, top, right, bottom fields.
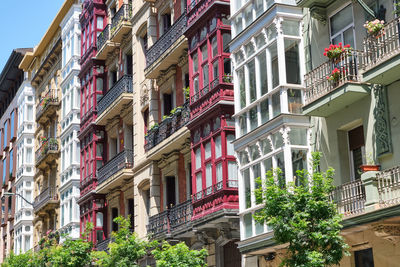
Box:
left=363, top=18, right=400, bottom=71
left=190, top=75, right=232, bottom=103
left=35, top=138, right=59, bottom=165
left=96, top=238, right=111, bottom=251
left=97, top=75, right=133, bottom=116
left=147, top=199, right=193, bottom=236
left=97, top=24, right=110, bottom=51
left=36, top=89, right=59, bottom=120
left=110, top=4, right=132, bottom=36
left=329, top=180, right=365, bottom=217
left=144, top=101, right=190, bottom=151
left=193, top=180, right=238, bottom=202
left=377, top=166, right=400, bottom=207
left=145, top=12, right=187, bottom=67
left=97, top=149, right=133, bottom=185
left=33, top=186, right=58, bottom=211
left=304, top=50, right=363, bottom=106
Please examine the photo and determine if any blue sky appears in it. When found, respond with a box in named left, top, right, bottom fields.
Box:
left=0, top=0, right=64, bottom=71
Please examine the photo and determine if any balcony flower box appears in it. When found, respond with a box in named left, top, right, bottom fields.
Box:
left=327, top=68, right=341, bottom=83
left=364, top=19, right=385, bottom=38
left=324, top=43, right=351, bottom=62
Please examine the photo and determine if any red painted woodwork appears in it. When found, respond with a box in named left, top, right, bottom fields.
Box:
left=79, top=0, right=108, bottom=246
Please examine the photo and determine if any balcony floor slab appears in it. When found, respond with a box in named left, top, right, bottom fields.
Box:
left=363, top=53, right=400, bottom=85
left=96, top=168, right=133, bottom=194
left=96, top=93, right=133, bottom=125
left=303, top=83, right=370, bottom=117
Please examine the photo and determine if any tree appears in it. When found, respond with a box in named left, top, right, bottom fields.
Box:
left=152, top=241, right=208, bottom=267
left=254, top=152, right=349, bottom=267
left=92, top=216, right=153, bottom=267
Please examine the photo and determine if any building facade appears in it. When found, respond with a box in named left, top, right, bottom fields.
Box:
left=14, top=56, right=35, bottom=255
left=0, top=49, right=30, bottom=260
left=59, top=3, right=82, bottom=240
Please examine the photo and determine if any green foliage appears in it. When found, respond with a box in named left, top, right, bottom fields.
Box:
left=152, top=242, right=208, bottom=267
left=1, top=251, right=36, bottom=267
left=93, top=216, right=155, bottom=267
left=254, top=152, right=349, bottom=267
left=184, top=86, right=190, bottom=100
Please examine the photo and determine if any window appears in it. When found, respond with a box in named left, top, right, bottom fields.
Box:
left=330, top=5, right=355, bottom=47
left=354, top=248, right=374, bottom=267
left=196, top=172, right=202, bottom=194
left=195, top=148, right=201, bottom=169
left=10, top=111, right=14, bottom=139
left=4, top=121, right=7, bottom=149
left=248, top=59, right=256, bottom=103
left=215, top=136, right=221, bottom=158
left=162, top=13, right=171, bottom=34
left=112, top=208, right=118, bottom=232
left=9, top=150, right=13, bottom=177
left=26, top=148, right=32, bottom=163
left=205, top=142, right=211, bottom=159
left=205, top=164, right=212, bottom=195
left=211, top=36, right=218, bottom=58
left=285, top=40, right=300, bottom=84
left=348, top=126, right=365, bottom=180
left=2, top=159, right=5, bottom=184
left=227, top=134, right=235, bottom=155
left=165, top=176, right=176, bottom=208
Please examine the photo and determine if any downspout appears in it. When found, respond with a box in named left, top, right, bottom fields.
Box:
left=356, top=0, right=376, bottom=18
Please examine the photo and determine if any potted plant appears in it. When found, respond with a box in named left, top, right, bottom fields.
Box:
left=323, top=43, right=351, bottom=63
left=184, top=86, right=190, bottom=102
left=360, top=152, right=380, bottom=172
left=326, top=68, right=341, bottom=83
left=364, top=19, right=385, bottom=38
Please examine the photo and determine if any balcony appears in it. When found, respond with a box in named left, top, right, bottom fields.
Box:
left=96, top=149, right=133, bottom=194
left=96, top=24, right=118, bottom=60
left=329, top=180, right=366, bottom=217
left=145, top=12, right=188, bottom=79
left=36, top=90, right=60, bottom=124
left=110, top=4, right=132, bottom=43
left=186, top=0, right=230, bottom=28
left=35, top=138, right=59, bottom=169
left=144, top=102, right=190, bottom=159
left=33, top=187, right=59, bottom=214
left=302, top=50, right=369, bottom=117
left=96, top=238, right=111, bottom=251
left=190, top=75, right=234, bottom=118
left=96, top=75, right=133, bottom=125
left=362, top=18, right=400, bottom=85
left=147, top=199, right=192, bottom=239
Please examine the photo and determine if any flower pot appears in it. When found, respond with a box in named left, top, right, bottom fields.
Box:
left=360, top=164, right=381, bottom=172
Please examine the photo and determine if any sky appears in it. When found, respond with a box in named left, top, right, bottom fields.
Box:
left=0, top=0, right=64, bottom=72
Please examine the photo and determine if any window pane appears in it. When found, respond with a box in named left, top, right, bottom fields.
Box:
left=292, top=149, right=307, bottom=186
left=255, top=209, right=264, bottom=235
left=272, top=131, right=283, bottom=149
left=205, top=142, right=211, bottom=159
left=235, top=51, right=244, bottom=65
left=282, top=20, right=299, bottom=36
left=266, top=24, right=277, bottom=41
left=290, top=128, right=307, bottom=146
left=193, top=52, right=198, bottom=73
left=238, top=67, right=245, bottom=109
left=239, top=114, right=247, bottom=136
left=234, top=14, right=243, bottom=34
left=243, top=168, right=251, bottom=208
left=285, top=40, right=300, bottom=84
left=253, top=163, right=261, bottom=204
left=194, top=76, right=199, bottom=96
left=239, top=151, right=249, bottom=165
left=223, top=33, right=231, bottom=52
left=203, top=64, right=209, bottom=88
left=216, top=162, right=223, bottom=183
left=195, top=148, right=201, bottom=169
left=261, top=139, right=271, bottom=155
left=269, top=43, right=279, bottom=88
left=244, top=213, right=253, bottom=238
left=196, top=172, right=202, bottom=193
left=249, top=107, right=258, bottom=130
left=276, top=152, right=285, bottom=185
left=248, top=59, right=256, bottom=103
left=260, top=99, right=269, bottom=124
left=255, top=0, right=264, bottom=17
left=244, top=5, right=253, bottom=27
left=206, top=164, right=212, bottom=193
left=245, top=42, right=255, bottom=57
left=212, top=36, right=218, bottom=58
left=272, top=92, right=281, bottom=118
left=227, top=134, right=235, bottom=156
left=213, top=60, right=219, bottom=80
left=264, top=157, right=273, bottom=173
left=258, top=51, right=268, bottom=95
left=287, top=89, right=302, bottom=114
left=228, top=161, right=238, bottom=182
left=330, top=5, right=353, bottom=36
left=215, top=135, right=222, bottom=158
left=250, top=144, right=260, bottom=160
left=201, top=45, right=208, bottom=61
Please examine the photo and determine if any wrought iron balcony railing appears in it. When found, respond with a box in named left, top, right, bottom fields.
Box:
left=96, top=238, right=111, bottom=251
left=144, top=101, right=190, bottom=151
left=36, top=89, right=59, bottom=120
left=110, top=4, right=132, bottom=36
left=377, top=166, right=400, bottom=207
left=145, top=12, right=187, bottom=68
left=97, top=149, right=133, bottom=185
left=304, top=50, right=363, bottom=106
left=193, top=180, right=238, bottom=202
left=147, top=199, right=192, bottom=236
left=35, top=138, right=59, bottom=165
left=329, top=179, right=366, bottom=217
left=97, top=24, right=110, bottom=51
left=97, top=75, right=133, bottom=116
left=33, top=186, right=58, bottom=211
left=363, top=18, right=400, bottom=72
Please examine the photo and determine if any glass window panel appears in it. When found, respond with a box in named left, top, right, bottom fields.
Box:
left=203, top=64, right=209, bottom=88
left=343, top=27, right=355, bottom=48
left=213, top=60, right=219, bottom=80
left=290, top=128, right=307, bottom=146
left=234, top=14, right=243, bottom=34
left=272, top=92, right=281, bottom=118
left=235, top=51, right=244, bottom=65
left=195, top=148, right=201, bottom=169
left=201, top=45, right=208, bottom=61
left=269, top=43, right=279, bottom=88
left=255, top=33, right=266, bottom=48
left=212, top=36, right=218, bottom=58
left=239, top=151, right=249, bottom=165
left=239, top=114, right=247, bottom=136
left=244, top=5, right=253, bottom=27
left=255, top=0, right=264, bottom=17
left=223, top=33, right=231, bottom=52
left=330, top=5, right=353, bottom=36
left=264, top=157, right=273, bottom=174
left=243, top=168, right=251, bottom=208
left=248, top=59, right=256, bottom=103
left=292, top=149, right=308, bottom=186
left=285, top=40, right=300, bottom=84
left=287, top=89, right=302, bottom=114
left=238, top=67, right=246, bottom=109
left=193, top=52, right=198, bottom=73
left=272, top=131, right=283, bottom=149
left=216, top=162, right=223, bottom=183
left=261, top=139, right=272, bottom=155
left=255, top=209, right=265, bottom=235
left=253, top=163, right=261, bottom=204
left=228, top=161, right=238, bottom=182
left=215, top=135, right=222, bottom=158
left=266, top=24, right=277, bottom=41
left=200, top=26, right=207, bottom=40
left=249, top=107, right=258, bottom=130
left=227, top=134, right=235, bottom=155
left=260, top=99, right=269, bottom=124
left=196, top=172, right=202, bottom=193
left=244, top=213, right=253, bottom=238
left=194, top=76, right=199, bottom=96
left=210, top=17, right=217, bottom=31
left=250, top=144, right=260, bottom=160
left=206, top=164, right=212, bottom=193
left=276, top=152, right=286, bottom=185
left=224, top=58, right=231, bottom=76
left=258, top=51, right=268, bottom=95
left=282, top=20, right=299, bottom=36
left=205, top=142, right=211, bottom=159
left=245, top=42, right=255, bottom=57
